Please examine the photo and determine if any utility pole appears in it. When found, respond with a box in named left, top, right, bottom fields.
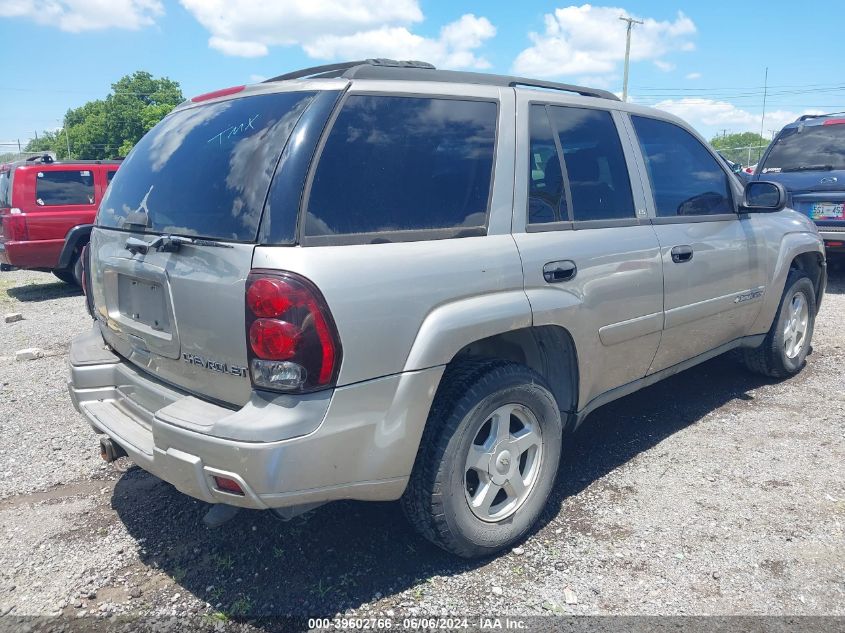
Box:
left=759, top=67, right=768, bottom=153
left=619, top=15, right=643, bottom=102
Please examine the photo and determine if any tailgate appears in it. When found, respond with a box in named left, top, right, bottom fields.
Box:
left=89, top=228, right=255, bottom=406
left=87, top=88, right=326, bottom=407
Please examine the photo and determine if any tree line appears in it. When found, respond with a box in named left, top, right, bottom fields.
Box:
left=23, top=71, right=183, bottom=161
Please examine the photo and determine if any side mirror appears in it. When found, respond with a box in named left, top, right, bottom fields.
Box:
left=742, top=181, right=787, bottom=212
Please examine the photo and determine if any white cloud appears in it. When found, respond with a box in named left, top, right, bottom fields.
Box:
left=178, top=0, right=492, bottom=68
left=653, top=97, right=823, bottom=135
left=180, top=0, right=423, bottom=57
left=0, top=0, right=163, bottom=32
left=653, top=60, right=675, bottom=72
left=512, top=5, right=695, bottom=79
left=304, top=15, right=496, bottom=69
left=685, top=72, right=702, bottom=80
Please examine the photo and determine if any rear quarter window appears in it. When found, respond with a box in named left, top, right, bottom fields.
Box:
left=304, top=95, right=497, bottom=242
left=35, top=169, right=95, bottom=206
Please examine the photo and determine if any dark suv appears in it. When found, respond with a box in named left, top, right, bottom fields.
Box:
left=0, top=155, right=120, bottom=284
left=752, top=113, right=845, bottom=254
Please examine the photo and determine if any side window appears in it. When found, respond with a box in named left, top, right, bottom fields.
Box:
left=35, top=169, right=95, bottom=206
left=631, top=116, right=733, bottom=217
left=549, top=106, right=635, bottom=222
left=0, top=170, right=11, bottom=208
left=527, top=105, right=567, bottom=224
left=107, top=170, right=117, bottom=185
left=305, top=95, right=497, bottom=238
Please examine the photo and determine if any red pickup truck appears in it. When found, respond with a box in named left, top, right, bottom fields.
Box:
left=0, top=155, right=120, bottom=285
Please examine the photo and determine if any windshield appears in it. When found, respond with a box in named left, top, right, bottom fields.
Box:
left=98, top=91, right=317, bottom=241
left=761, top=122, right=845, bottom=173
left=0, top=170, right=10, bottom=208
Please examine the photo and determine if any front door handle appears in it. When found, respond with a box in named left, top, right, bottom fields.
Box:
left=671, top=245, right=694, bottom=263
left=543, top=260, right=577, bottom=283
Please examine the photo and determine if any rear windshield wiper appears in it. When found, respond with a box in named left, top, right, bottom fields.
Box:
left=125, top=234, right=233, bottom=255
left=781, top=164, right=834, bottom=172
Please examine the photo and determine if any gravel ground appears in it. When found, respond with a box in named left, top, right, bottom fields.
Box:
left=0, top=265, right=843, bottom=627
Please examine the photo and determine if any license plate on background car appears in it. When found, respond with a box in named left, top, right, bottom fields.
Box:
left=811, top=202, right=845, bottom=219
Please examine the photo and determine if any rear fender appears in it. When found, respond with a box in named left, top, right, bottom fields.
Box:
left=402, top=290, right=533, bottom=372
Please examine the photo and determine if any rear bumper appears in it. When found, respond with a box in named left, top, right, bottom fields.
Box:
left=0, top=238, right=64, bottom=269
left=68, top=325, right=443, bottom=510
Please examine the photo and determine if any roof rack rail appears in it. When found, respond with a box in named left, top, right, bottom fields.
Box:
left=507, top=79, right=618, bottom=100
left=25, top=154, right=54, bottom=164
left=798, top=111, right=845, bottom=121
left=263, top=59, right=436, bottom=83
left=262, top=59, right=619, bottom=101
left=264, top=60, right=368, bottom=83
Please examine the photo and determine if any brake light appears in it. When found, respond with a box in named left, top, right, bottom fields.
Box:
left=822, top=118, right=845, bottom=126
left=0, top=211, right=27, bottom=242
left=245, top=270, right=342, bottom=393
left=191, top=85, right=245, bottom=103
left=826, top=240, right=843, bottom=247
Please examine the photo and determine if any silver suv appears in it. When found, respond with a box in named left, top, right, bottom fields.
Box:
left=68, top=59, right=826, bottom=558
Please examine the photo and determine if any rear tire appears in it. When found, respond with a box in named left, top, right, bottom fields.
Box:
left=52, top=269, right=76, bottom=285
left=742, top=269, right=816, bottom=378
left=401, top=360, right=562, bottom=558
left=52, top=250, right=83, bottom=286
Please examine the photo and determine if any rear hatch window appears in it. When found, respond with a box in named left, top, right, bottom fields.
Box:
left=761, top=122, right=845, bottom=174
left=98, top=91, right=317, bottom=242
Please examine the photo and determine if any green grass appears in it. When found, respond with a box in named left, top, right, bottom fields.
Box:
left=211, top=553, right=234, bottom=572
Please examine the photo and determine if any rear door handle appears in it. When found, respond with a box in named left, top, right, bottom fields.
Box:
left=543, top=260, right=577, bottom=283
left=671, top=245, right=694, bottom=263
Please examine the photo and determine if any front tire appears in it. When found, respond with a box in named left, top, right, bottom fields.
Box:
left=742, top=269, right=816, bottom=378
left=402, top=360, right=562, bottom=558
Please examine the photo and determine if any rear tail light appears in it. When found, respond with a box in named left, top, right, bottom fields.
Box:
left=0, top=211, right=27, bottom=242
left=245, top=270, right=342, bottom=393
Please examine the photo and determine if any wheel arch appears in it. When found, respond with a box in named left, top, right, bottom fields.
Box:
left=447, top=325, right=580, bottom=423
left=789, top=250, right=826, bottom=309
left=55, top=224, right=93, bottom=270
left=750, top=234, right=825, bottom=334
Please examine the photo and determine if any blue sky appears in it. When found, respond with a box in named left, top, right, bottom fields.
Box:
left=1, top=0, right=843, bottom=151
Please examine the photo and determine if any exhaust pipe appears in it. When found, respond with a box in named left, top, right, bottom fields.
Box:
left=99, top=437, right=127, bottom=463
